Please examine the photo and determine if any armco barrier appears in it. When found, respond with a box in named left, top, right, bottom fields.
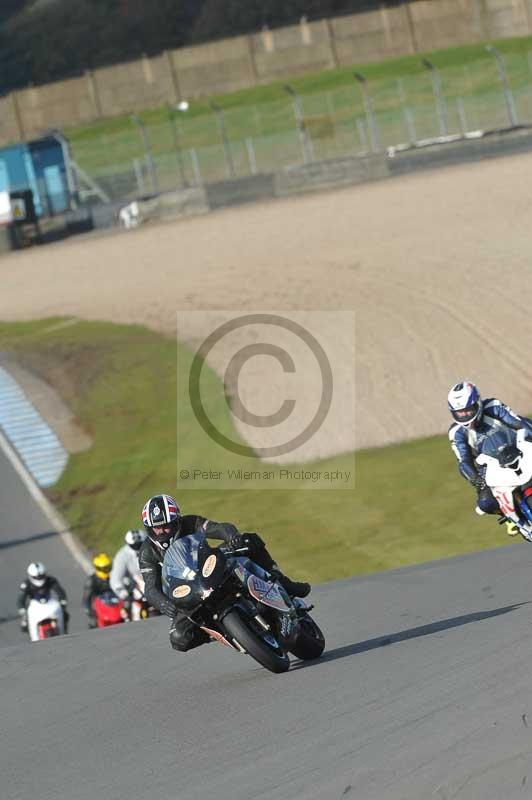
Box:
left=108, top=125, right=532, bottom=223
left=205, top=174, right=276, bottom=209
left=274, top=153, right=390, bottom=196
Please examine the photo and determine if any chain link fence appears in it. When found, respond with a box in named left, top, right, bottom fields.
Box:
left=68, top=49, right=532, bottom=203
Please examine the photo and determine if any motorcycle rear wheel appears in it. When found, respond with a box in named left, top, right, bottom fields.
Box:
left=222, top=609, right=290, bottom=674
left=289, top=615, right=325, bottom=660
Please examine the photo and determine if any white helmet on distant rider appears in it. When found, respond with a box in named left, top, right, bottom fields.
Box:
left=124, top=529, right=146, bottom=551
left=27, top=561, right=47, bottom=588
left=448, top=381, right=482, bottom=428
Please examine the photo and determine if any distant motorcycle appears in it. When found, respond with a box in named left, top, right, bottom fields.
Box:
left=476, top=427, right=532, bottom=542
left=162, top=533, right=325, bottom=674
left=92, top=591, right=127, bottom=627
left=27, top=592, right=65, bottom=641
left=126, top=577, right=160, bottom=621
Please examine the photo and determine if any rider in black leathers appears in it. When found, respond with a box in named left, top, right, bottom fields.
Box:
left=139, top=494, right=310, bottom=652
left=17, top=562, right=69, bottom=633
left=82, top=553, right=114, bottom=628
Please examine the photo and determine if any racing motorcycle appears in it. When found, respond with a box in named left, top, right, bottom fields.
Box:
left=162, top=534, right=325, bottom=674
left=126, top=576, right=160, bottom=621
left=476, top=427, right=532, bottom=542
left=92, top=591, right=127, bottom=627
left=27, top=592, right=65, bottom=641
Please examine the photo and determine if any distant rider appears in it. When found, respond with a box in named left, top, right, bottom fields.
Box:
left=17, top=562, right=69, bottom=633
left=82, top=553, right=113, bottom=628
left=110, top=529, right=146, bottom=617
left=138, top=494, right=311, bottom=653
left=447, top=381, right=532, bottom=533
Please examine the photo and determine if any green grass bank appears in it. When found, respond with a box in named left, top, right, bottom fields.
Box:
left=0, top=319, right=513, bottom=583
left=66, top=34, right=532, bottom=190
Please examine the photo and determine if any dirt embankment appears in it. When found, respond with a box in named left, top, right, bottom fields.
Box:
left=1, top=152, right=531, bottom=459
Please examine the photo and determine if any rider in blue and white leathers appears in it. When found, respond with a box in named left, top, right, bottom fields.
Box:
left=448, top=381, right=532, bottom=527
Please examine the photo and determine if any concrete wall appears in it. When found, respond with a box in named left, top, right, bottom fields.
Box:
left=251, top=20, right=337, bottom=80
left=171, top=36, right=257, bottom=98
left=2, top=0, right=532, bottom=145
left=94, top=53, right=179, bottom=116
left=15, top=75, right=97, bottom=136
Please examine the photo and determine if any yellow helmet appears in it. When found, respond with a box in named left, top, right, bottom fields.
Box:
left=93, top=553, right=112, bottom=580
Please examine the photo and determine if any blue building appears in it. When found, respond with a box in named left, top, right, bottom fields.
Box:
left=0, top=134, right=75, bottom=217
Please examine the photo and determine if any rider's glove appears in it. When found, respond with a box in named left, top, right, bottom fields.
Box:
left=241, top=532, right=265, bottom=551
left=473, top=475, right=486, bottom=491
left=228, top=533, right=246, bottom=551
left=118, top=588, right=129, bottom=600
left=159, top=598, right=179, bottom=618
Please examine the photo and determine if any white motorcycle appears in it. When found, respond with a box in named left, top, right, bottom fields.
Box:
left=26, top=593, right=65, bottom=641
left=123, top=575, right=159, bottom=621
left=476, top=427, right=532, bottom=542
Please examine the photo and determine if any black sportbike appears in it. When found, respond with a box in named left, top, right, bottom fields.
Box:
left=162, top=533, right=325, bottom=673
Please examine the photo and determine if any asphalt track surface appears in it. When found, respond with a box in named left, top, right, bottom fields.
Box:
left=0, top=443, right=87, bottom=647
left=3, top=437, right=532, bottom=800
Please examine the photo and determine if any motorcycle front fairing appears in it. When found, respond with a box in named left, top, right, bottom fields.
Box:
left=162, top=533, right=230, bottom=610
left=27, top=593, right=64, bottom=641
left=162, top=534, right=298, bottom=647
left=476, top=428, right=532, bottom=539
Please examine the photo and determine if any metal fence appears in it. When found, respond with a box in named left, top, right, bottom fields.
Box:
left=69, top=48, right=532, bottom=203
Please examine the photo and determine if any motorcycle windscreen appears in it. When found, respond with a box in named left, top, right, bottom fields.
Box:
left=162, top=533, right=210, bottom=607
left=98, top=591, right=120, bottom=606
left=162, top=533, right=203, bottom=582
left=479, top=427, right=518, bottom=460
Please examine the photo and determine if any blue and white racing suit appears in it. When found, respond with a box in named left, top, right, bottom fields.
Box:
left=448, top=398, right=532, bottom=514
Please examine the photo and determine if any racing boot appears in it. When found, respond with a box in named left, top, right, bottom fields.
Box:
left=272, top=569, right=311, bottom=599
left=505, top=520, right=519, bottom=536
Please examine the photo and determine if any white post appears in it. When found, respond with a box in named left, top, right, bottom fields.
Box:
left=356, top=118, right=368, bottom=153
left=456, top=97, right=468, bottom=135
left=403, top=107, right=417, bottom=143
left=245, top=138, right=258, bottom=175
left=133, top=158, right=145, bottom=194
left=190, top=148, right=202, bottom=185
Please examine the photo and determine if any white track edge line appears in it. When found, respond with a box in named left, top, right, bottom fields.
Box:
left=0, top=426, right=92, bottom=575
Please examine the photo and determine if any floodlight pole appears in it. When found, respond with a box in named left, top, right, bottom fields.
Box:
left=130, top=114, right=158, bottom=194
left=485, top=45, right=519, bottom=127
left=421, top=59, right=449, bottom=137
left=353, top=73, right=380, bottom=153
left=208, top=101, right=236, bottom=178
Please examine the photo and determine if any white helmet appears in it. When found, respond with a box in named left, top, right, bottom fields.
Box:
left=27, top=561, right=46, bottom=587
left=448, top=381, right=482, bottom=428
left=125, top=529, right=146, bottom=551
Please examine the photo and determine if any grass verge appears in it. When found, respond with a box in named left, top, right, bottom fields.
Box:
left=0, top=318, right=514, bottom=584
left=65, top=34, right=532, bottom=190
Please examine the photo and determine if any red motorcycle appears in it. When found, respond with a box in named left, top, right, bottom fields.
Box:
left=92, top=591, right=128, bottom=627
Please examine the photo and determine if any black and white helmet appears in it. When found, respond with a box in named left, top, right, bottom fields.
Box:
left=124, top=529, right=146, bottom=551
left=27, top=561, right=47, bottom=588
left=141, top=494, right=182, bottom=551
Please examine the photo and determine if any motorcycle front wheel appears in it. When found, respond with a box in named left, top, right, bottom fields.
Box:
left=289, top=614, right=325, bottom=660
left=222, top=609, right=290, bottom=674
